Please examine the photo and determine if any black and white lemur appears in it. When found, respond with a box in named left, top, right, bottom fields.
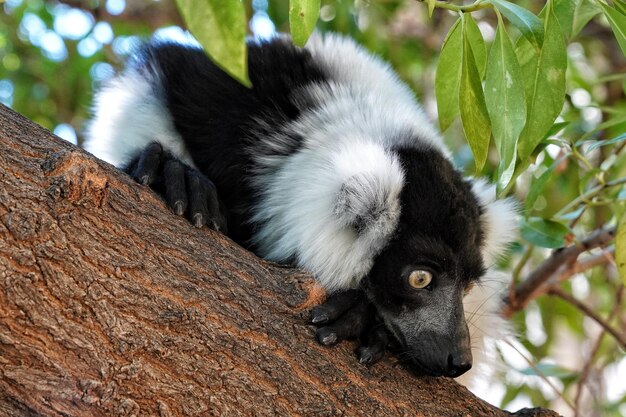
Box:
left=84, top=32, right=517, bottom=380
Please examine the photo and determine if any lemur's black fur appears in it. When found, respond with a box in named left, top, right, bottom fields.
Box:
left=86, top=33, right=517, bottom=379
left=126, top=38, right=327, bottom=242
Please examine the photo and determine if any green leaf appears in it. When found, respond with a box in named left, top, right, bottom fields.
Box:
left=465, top=15, right=487, bottom=78
left=598, top=2, right=626, bottom=57
left=489, top=0, right=544, bottom=49
left=519, top=363, right=577, bottom=378
left=521, top=217, right=568, bottom=248
left=582, top=132, right=626, bottom=153
left=615, top=213, right=626, bottom=285
left=289, top=0, right=321, bottom=46
left=517, top=4, right=567, bottom=161
left=572, top=0, right=601, bottom=36
left=545, top=121, right=570, bottom=137
left=554, top=0, right=600, bottom=38
left=558, top=206, right=585, bottom=221
left=175, top=0, right=250, bottom=86
left=525, top=156, right=566, bottom=211
left=500, top=386, right=524, bottom=409
left=485, top=15, right=526, bottom=191
left=577, top=113, right=626, bottom=142
left=614, top=0, right=626, bottom=15
left=460, top=16, right=492, bottom=173
left=436, top=19, right=463, bottom=131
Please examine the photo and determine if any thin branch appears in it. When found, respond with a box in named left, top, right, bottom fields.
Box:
left=548, top=287, right=626, bottom=350
left=503, top=339, right=576, bottom=412
left=58, top=0, right=184, bottom=28
left=573, top=332, right=603, bottom=417
left=573, top=285, right=624, bottom=417
left=502, top=227, right=616, bottom=318
left=417, top=0, right=492, bottom=13
left=551, top=248, right=615, bottom=286
left=557, top=177, right=626, bottom=218
left=512, top=245, right=534, bottom=283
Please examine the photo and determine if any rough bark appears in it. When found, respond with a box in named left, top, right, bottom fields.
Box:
left=0, top=104, right=557, bottom=417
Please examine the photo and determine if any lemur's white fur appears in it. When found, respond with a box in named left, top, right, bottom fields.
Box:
left=458, top=269, right=513, bottom=388
left=83, top=69, right=195, bottom=168
left=304, top=33, right=449, bottom=157
left=251, top=140, right=404, bottom=291
left=471, top=179, right=519, bottom=266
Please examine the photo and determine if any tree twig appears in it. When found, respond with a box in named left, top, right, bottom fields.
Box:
left=556, top=177, right=626, bottom=218
left=548, top=287, right=626, bottom=350
left=551, top=248, right=615, bottom=287
left=416, top=0, right=491, bottom=13
left=502, top=227, right=616, bottom=318
left=503, top=339, right=576, bottom=412
left=573, top=285, right=624, bottom=417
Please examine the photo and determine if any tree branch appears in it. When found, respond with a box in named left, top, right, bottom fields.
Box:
left=552, top=248, right=615, bottom=286
left=547, top=287, right=626, bottom=350
left=502, top=227, right=616, bottom=318
left=58, top=0, right=184, bottom=29
left=0, top=104, right=559, bottom=415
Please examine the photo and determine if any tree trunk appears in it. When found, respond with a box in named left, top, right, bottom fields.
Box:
left=0, top=105, right=557, bottom=417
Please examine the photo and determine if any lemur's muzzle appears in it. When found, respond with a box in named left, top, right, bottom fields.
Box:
left=385, top=287, right=473, bottom=378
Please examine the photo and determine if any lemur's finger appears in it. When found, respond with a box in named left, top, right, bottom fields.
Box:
left=132, top=142, right=163, bottom=185
left=163, top=159, right=187, bottom=215
left=311, top=289, right=361, bottom=324
left=356, top=323, right=388, bottom=365
left=186, top=169, right=222, bottom=230
left=315, top=297, right=371, bottom=346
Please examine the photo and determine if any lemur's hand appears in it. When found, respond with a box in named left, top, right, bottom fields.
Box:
left=124, top=142, right=228, bottom=232
left=311, top=289, right=389, bottom=365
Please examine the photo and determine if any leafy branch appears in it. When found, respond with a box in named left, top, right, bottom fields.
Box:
left=502, top=227, right=616, bottom=317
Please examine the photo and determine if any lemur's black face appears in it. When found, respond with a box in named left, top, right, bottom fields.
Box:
left=362, top=148, right=485, bottom=378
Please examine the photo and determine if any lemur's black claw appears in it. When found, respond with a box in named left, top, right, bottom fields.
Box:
left=316, top=328, right=338, bottom=345
left=131, top=141, right=162, bottom=186
left=356, top=347, right=374, bottom=364
left=310, top=289, right=360, bottom=325
left=193, top=213, right=204, bottom=228
left=173, top=201, right=185, bottom=216
left=356, top=324, right=388, bottom=365
left=310, top=309, right=329, bottom=324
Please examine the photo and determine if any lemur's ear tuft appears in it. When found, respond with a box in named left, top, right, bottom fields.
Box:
left=470, top=179, right=519, bottom=264
left=332, top=143, right=404, bottom=244
left=334, top=172, right=400, bottom=234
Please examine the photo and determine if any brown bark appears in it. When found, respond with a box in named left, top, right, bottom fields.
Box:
left=0, top=104, right=558, bottom=417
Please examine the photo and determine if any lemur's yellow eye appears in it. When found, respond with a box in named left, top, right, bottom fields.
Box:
left=408, top=270, right=432, bottom=289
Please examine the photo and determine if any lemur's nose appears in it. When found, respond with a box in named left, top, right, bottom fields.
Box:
left=445, top=353, right=472, bottom=377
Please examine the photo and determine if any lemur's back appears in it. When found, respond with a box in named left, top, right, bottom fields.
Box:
left=86, top=36, right=329, bottom=242
left=137, top=37, right=328, bottom=172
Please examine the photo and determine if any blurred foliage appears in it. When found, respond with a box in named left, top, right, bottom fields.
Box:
left=1, top=1, right=626, bottom=416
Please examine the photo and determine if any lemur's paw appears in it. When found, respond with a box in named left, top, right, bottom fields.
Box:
left=311, top=290, right=388, bottom=365
left=125, top=142, right=228, bottom=233
left=355, top=320, right=388, bottom=365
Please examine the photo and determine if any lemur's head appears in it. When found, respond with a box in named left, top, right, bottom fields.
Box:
left=334, top=146, right=517, bottom=378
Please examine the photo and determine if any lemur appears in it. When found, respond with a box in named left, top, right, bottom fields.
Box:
left=84, top=32, right=517, bottom=379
